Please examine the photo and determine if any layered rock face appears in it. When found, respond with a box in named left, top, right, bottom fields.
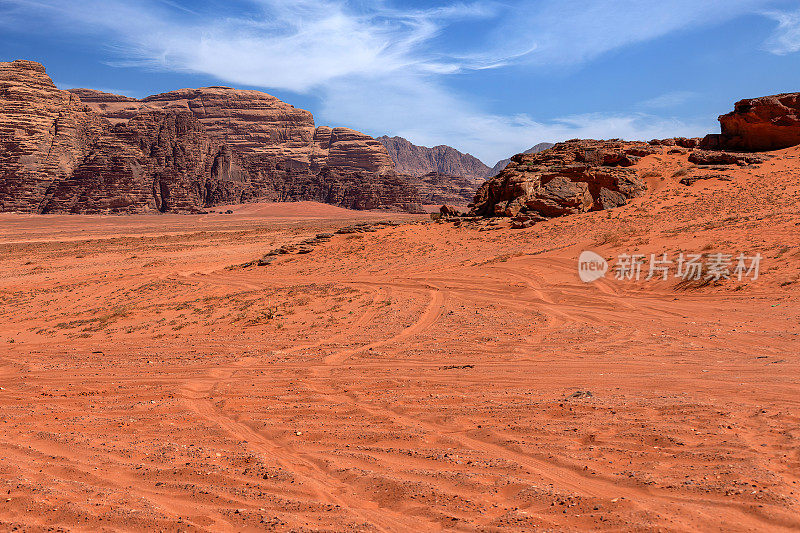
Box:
left=1, top=60, right=105, bottom=212
left=1, top=60, right=423, bottom=213
left=648, top=137, right=700, bottom=148
left=76, top=88, right=394, bottom=176
left=71, top=87, right=415, bottom=212
left=408, top=172, right=485, bottom=206
left=1, top=61, right=250, bottom=213
left=57, top=111, right=250, bottom=214
left=470, top=140, right=650, bottom=218
left=377, top=136, right=489, bottom=179
left=319, top=127, right=394, bottom=173
left=701, top=93, right=800, bottom=151
left=485, top=142, right=555, bottom=178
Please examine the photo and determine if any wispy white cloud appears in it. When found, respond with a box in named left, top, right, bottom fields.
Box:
left=0, top=0, right=782, bottom=162
left=763, top=8, right=800, bottom=54
left=1, top=0, right=498, bottom=92
left=155, top=0, right=198, bottom=15
left=490, top=0, right=774, bottom=67
left=321, top=75, right=713, bottom=164
left=638, top=91, right=699, bottom=110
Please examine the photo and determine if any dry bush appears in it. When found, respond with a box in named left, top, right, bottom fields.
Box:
left=672, top=168, right=690, bottom=178
left=674, top=277, right=716, bottom=291
left=639, top=170, right=662, bottom=179
left=595, top=230, right=634, bottom=247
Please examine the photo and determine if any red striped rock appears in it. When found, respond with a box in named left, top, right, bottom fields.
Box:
left=1, top=60, right=423, bottom=213
left=701, top=93, right=800, bottom=152
left=74, top=87, right=395, bottom=178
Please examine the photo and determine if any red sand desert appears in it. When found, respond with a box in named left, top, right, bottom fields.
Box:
left=1, top=149, right=800, bottom=531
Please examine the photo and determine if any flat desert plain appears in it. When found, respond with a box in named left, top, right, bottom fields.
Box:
left=1, top=149, right=800, bottom=532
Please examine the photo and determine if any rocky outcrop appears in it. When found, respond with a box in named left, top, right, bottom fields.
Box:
left=485, top=143, right=555, bottom=178
left=1, top=60, right=105, bottom=212
left=377, top=136, right=489, bottom=179
left=440, top=205, right=461, bottom=217
left=264, top=166, right=423, bottom=212
left=648, top=137, right=701, bottom=148
left=701, top=93, right=800, bottom=152
left=470, top=140, right=650, bottom=218
left=320, top=127, right=394, bottom=173
left=687, top=150, right=764, bottom=166
left=0, top=59, right=424, bottom=213
left=44, top=111, right=251, bottom=214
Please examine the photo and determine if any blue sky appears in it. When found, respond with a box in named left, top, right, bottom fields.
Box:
left=2, top=0, right=800, bottom=164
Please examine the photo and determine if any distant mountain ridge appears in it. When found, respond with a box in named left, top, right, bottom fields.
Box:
left=377, top=136, right=490, bottom=180
left=486, top=143, right=555, bottom=178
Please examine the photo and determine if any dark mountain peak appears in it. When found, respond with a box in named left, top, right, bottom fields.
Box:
left=485, top=143, right=555, bottom=178
left=377, top=135, right=490, bottom=180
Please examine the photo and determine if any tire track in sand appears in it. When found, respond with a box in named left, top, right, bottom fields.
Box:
left=178, top=265, right=796, bottom=531
left=298, top=271, right=798, bottom=532
left=176, top=285, right=442, bottom=532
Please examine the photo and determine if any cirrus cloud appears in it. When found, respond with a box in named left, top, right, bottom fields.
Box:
left=764, top=8, right=800, bottom=54
left=0, top=0, right=796, bottom=162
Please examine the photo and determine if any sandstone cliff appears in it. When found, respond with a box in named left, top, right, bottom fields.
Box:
left=2, top=60, right=99, bottom=212
left=377, top=136, right=489, bottom=179
left=471, top=140, right=650, bottom=218
left=0, top=61, right=254, bottom=213
left=45, top=110, right=251, bottom=214
left=0, top=60, right=423, bottom=213
left=700, top=93, right=800, bottom=152
left=75, top=88, right=395, bottom=176
left=71, top=86, right=416, bottom=212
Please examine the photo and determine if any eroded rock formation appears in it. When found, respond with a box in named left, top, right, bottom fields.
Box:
left=71, top=86, right=421, bottom=212
left=0, top=60, right=424, bottom=214
left=648, top=137, right=701, bottom=149
left=701, top=93, right=800, bottom=152
left=687, top=150, right=764, bottom=166
left=47, top=111, right=250, bottom=214
left=470, top=140, right=650, bottom=218
left=0, top=62, right=255, bottom=213
left=1, top=60, right=105, bottom=212
left=75, top=88, right=394, bottom=177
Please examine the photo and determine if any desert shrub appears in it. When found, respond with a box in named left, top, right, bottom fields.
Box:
left=672, top=168, right=690, bottom=178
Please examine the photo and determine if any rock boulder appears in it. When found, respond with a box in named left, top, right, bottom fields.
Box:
left=470, top=140, right=649, bottom=218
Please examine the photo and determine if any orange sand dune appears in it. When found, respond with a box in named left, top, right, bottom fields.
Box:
left=0, top=149, right=799, bottom=531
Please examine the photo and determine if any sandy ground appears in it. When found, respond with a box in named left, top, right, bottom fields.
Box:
left=0, top=148, right=799, bottom=532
